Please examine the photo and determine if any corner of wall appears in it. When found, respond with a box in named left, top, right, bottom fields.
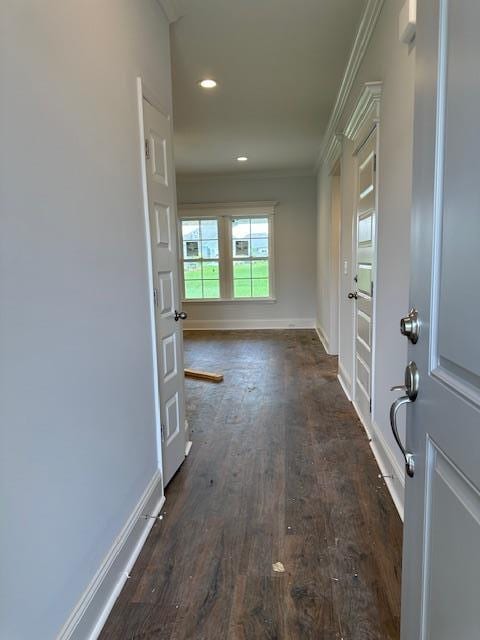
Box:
left=365, top=419, right=405, bottom=520
left=57, top=472, right=165, bottom=640
left=315, top=325, right=330, bottom=354
left=337, top=361, right=353, bottom=401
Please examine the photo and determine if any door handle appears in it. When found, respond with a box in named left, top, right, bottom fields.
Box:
left=389, top=361, right=419, bottom=478
left=348, top=292, right=358, bottom=300
left=390, top=395, right=415, bottom=477
left=174, top=310, right=187, bottom=321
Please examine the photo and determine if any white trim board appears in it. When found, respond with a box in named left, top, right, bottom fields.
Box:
left=325, top=134, right=344, bottom=176
left=370, top=420, right=405, bottom=520
left=57, top=472, right=165, bottom=640
left=337, top=362, right=353, bottom=401
left=178, top=201, right=278, bottom=214
left=315, top=325, right=331, bottom=354
left=335, top=365, right=405, bottom=519
left=183, top=318, right=315, bottom=331
left=177, top=168, right=315, bottom=182
left=344, top=81, right=382, bottom=149
left=352, top=402, right=405, bottom=521
left=315, top=0, right=385, bottom=169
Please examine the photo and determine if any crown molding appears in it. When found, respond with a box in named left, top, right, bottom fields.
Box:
left=315, top=0, right=385, bottom=170
left=176, top=168, right=316, bottom=182
left=324, top=134, right=344, bottom=175
left=344, top=81, right=382, bottom=146
left=178, top=201, right=278, bottom=212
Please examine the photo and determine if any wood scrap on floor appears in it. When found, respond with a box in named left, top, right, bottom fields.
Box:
left=184, top=368, right=223, bottom=383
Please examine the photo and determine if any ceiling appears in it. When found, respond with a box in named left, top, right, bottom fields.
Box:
left=168, top=0, right=368, bottom=177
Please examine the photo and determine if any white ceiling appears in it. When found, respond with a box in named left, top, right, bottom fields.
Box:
left=169, top=0, right=367, bottom=177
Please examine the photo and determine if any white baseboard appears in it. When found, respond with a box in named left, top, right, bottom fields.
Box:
left=185, top=440, right=193, bottom=456
left=315, top=325, right=330, bottom=354
left=183, top=318, right=316, bottom=330
left=369, top=419, right=405, bottom=520
left=337, top=362, right=352, bottom=401
left=57, top=471, right=165, bottom=640
left=351, top=400, right=405, bottom=521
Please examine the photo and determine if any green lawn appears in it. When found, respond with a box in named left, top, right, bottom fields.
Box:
left=184, top=260, right=269, bottom=299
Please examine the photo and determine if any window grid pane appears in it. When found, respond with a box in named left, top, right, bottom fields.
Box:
left=181, top=218, right=220, bottom=299
left=232, top=217, right=270, bottom=298
left=234, top=279, right=252, bottom=298
left=180, top=214, right=272, bottom=300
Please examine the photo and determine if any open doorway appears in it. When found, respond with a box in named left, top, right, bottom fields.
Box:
left=328, top=160, right=342, bottom=356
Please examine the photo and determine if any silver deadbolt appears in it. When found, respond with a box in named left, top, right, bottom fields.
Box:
left=400, top=308, right=420, bottom=344
left=389, top=361, right=419, bottom=477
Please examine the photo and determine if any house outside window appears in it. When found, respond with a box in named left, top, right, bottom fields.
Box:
left=178, top=202, right=276, bottom=302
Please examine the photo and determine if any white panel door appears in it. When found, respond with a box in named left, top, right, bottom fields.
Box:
left=143, top=98, right=186, bottom=486
left=352, top=131, right=377, bottom=424
left=398, top=1, right=480, bottom=638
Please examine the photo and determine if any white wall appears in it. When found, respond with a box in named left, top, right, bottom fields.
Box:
left=177, top=174, right=317, bottom=329
left=0, top=2, right=171, bottom=637
left=316, top=171, right=340, bottom=353
left=316, top=0, right=416, bottom=516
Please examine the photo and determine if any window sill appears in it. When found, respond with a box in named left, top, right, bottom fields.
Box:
left=182, top=297, right=277, bottom=304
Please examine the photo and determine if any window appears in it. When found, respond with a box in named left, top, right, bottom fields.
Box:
left=232, top=217, right=270, bottom=298
left=179, top=202, right=276, bottom=301
left=181, top=219, right=220, bottom=299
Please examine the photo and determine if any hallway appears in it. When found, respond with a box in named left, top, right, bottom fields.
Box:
left=100, top=331, right=402, bottom=639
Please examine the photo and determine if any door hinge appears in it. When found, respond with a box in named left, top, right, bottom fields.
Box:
left=160, top=423, right=165, bottom=441
left=369, top=398, right=372, bottom=413
left=145, top=138, right=150, bottom=160
left=373, top=153, right=377, bottom=172
left=153, top=287, right=159, bottom=307
left=370, top=281, right=374, bottom=297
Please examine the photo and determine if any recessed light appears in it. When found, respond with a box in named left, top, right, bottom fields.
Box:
left=198, top=78, right=217, bottom=89
left=236, top=156, right=248, bottom=162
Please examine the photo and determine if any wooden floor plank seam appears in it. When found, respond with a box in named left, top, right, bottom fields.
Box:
left=100, top=330, right=401, bottom=640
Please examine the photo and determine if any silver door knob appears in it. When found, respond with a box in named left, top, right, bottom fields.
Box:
left=400, top=308, right=420, bottom=344
left=389, top=361, right=419, bottom=478
left=174, top=310, right=187, bottom=321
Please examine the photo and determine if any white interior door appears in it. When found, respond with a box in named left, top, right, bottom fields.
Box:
left=398, top=1, right=480, bottom=637
left=143, top=97, right=186, bottom=487
left=352, top=130, right=377, bottom=423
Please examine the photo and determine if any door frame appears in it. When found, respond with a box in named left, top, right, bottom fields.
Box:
left=322, top=133, right=344, bottom=356
left=344, top=82, right=382, bottom=428
left=136, top=77, right=176, bottom=482
left=328, top=158, right=342, bottom=356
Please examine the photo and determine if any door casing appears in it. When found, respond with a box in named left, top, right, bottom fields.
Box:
left=351, top=127, right=379, bottom=428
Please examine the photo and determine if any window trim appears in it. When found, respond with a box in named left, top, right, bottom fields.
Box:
left=178, top=201, right=277, bottom=303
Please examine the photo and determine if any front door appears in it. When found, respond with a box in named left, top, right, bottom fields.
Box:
left=143, top=97, right=187, bottom=487
left=398, top=1, right=480, bottom=637
left=353, top=129, right=377, bottom=424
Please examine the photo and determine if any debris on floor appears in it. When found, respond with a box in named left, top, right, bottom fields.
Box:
left=272, top=562, right=285, bottom=573
left=184, top=368, right=224, bottom=382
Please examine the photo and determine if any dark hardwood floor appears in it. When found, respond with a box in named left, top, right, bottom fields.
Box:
left=100, top=330, right=402, bottom=640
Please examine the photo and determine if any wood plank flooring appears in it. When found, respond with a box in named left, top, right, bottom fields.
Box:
left=100, top=330, right=402, bottom=640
